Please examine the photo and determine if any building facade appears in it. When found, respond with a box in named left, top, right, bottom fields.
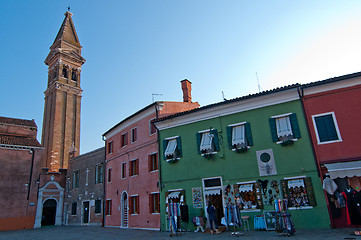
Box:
left=34, top=10, right=85, bottom=228
left=102, top=80, right=199, bottom=230
left=0, top=117, right=43, bottom=231
left=156, top=85, right=330, bottom=231
left=64, top=147, right=105, bottom=226
left=302, top=72, right=361, bottom=228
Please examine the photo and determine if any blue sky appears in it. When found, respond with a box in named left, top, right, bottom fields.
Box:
left=2, top=0, right=361, bottom=154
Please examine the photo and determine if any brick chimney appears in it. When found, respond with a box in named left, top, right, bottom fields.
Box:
left=181, top=79, right=192, bottom=102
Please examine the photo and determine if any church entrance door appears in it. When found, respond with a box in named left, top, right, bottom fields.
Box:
left=41, top=199, right=57, bottom=226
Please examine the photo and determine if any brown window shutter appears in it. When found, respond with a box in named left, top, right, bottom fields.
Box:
left=304, top=177, right=317, bottom=206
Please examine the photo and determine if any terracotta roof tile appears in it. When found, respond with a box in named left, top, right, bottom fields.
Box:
left=0, top=116, right=37, bottom=128
left=0, top=134, right=42, bottom=148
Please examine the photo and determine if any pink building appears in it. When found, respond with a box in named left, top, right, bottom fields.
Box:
left=302, top=72, right=361, bottom=228
left=102, top=80, right=199, bottom=230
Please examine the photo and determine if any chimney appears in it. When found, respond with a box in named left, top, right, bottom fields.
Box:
left=181, top=79, right=192, bottom=102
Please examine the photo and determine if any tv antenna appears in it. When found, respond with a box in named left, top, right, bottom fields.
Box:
left=152, top=93, right=163, bottom=102
left=256, top=72, right=262, bottom=92
left=222, top=91, right=227, bottom=101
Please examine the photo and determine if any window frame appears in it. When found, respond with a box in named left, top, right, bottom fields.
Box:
left=121, top=162, right=126, bottom=179
left=130, top=195, right=139, bottom=215
left=107, top=168, right=112, bottom=183
left=149, top=118, right=157, bottom=136
left=131, top=127, right=137, bottom=143
left=196, top=129, right=220, bottom=155
left=163, top=136, right=182, bottom=161
left=235, top=181, right=263, bottom=211
left=269, top=113, right=301, bottom=144
left=95, top=199, right=102, bottom=214
left=149, top=192, right=160, bottom=214
left=71, top=202, right=77, bottom=215
left=73, top=170, right=80, bottom=188
left=107, top=141, right=113, bottom=154
left=129, top=159, right=139, bottom=177
left=105, top=199, right=112, bottom=215
left=121, top=132, right=128, bottom=148
left=95, top=164, right=103, bottom=184
left=149, top=152, right=158, bottom=172
left=312, top=112, right=342, bottom=145
left=227, top=122, right=253, bottom=150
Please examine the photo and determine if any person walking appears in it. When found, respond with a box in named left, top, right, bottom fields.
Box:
left=206, top=201, right=221, bottom=234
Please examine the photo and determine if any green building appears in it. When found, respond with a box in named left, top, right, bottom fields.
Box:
left=155, top=85, right=330, bottom=231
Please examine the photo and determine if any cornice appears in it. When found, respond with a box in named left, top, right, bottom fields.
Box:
left=44, top=81, right=83, bottom=96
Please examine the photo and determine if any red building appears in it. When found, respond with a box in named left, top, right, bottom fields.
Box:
left=302, top=72, right=361, bottom=228
left=102, top=80, right=199, bottom=230
left=0, top=117, right=43, bottom=231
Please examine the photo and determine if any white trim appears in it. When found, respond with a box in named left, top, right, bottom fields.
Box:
left=168, top=188, right=183, bottom=192
left=228, top=122, right=246, bottom=127
left=288, top=206, right=313, bottom=210
left=311, top=112, right=342, bottom=144
left=130, top=194, right=139, bottom=197
left=165, top=136, right=179, bottom=140
left=198, top=129, right=213, bottom=134
left=303, top=76, right=361, bottom=96
left=276, top=139, right=298, bottom=144
left=271, top=113, right=292, bottom=119
left=241, top=209, right=261, bottom=213
left=236, top=180, right=256, bottom=185
left=151, top=191, right=160, bottom=194
left=284, top=175, right=307, bottom=180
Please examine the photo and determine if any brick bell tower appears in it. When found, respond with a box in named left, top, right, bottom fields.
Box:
left=42, top=11, right=85, bottom=172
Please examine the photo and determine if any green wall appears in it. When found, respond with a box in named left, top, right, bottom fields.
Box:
left=159, top=100, right=330, bottom=230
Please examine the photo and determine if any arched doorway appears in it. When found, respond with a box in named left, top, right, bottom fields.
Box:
left=41, top=199, right=57, bottom=226
left=121, top=192, right=128, bottom=227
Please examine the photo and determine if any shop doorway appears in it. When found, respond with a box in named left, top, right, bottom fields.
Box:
left=202, top=177, right=225, bottom=228
left=83, top=201, right=90, bottom=224
left=41, top=199, right=57, bottom=226
left=205, top=193, right=224, bottom=227
left=121, top=191, right=128, bottom=227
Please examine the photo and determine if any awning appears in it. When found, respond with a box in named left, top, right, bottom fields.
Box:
left=168, top=191, right=181, bottom=199
left=204, top=189, right=221, bottom=196
left=239, top=184, right=253, bottom=192
left=288, top=179, right=305, bottom=188
left=325, top=161, right=361, bottom=179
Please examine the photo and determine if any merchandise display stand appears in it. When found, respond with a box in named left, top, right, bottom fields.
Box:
left=274, top=199, right=295, bottom=236
left=224, top=204, right=243, bottom=237
left=168, top=202, right=183, bottom=237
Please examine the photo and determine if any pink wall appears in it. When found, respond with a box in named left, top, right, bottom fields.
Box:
left=303, top=84, right=361, bottom=164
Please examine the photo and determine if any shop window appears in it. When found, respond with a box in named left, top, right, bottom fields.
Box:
left=121, top=132, right=128, bottom=148
left=149, top=193, right=160, bottom=213
left=107, top=141, right=113, bottom=154
left=196, top=129, right=220, bottom=155
left=227, top=122, right=253, bottom=152
left=121, top=162, right=126, bottom=179
left=95, top=164, right=103, bottom=184
left=129, top=159, right=139, bottom=177
left=280, top=177, right=317, bottom=208
left=107, top=168, right=112, bottom=183
left=163, top=136, right=182, bottom=162
left=73, top=170, right=79, bottom=188
left=130, top=195, right=139, bottom=214
left=105, top=199, right=112, bottom=215
left=269, top=113, right=301, bottom=145
left=131, top=128, right=137, bottom=143
left=234, top=182, right=263, bottom=210
left=149, top=152, right=158, bottom=171
left=71, top=202, right=77, bottom=215
left=149, top=118, right=157, bottom=135
left=95, top=199, right=102, bottom=214
left=312, top=112, right=342, bottom=144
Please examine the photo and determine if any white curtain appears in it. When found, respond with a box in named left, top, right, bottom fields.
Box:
left=276, top=117, right=292, bottom=137
left=200, top=132, right=213, bottom=151
left=232, top=125, right=245, bottom=145
left=165, top=139, right=177, bottom=156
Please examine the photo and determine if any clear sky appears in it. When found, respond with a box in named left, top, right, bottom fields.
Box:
left=2, top=0, right=361, bottom=154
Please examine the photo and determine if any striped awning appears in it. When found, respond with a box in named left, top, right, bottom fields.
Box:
left=168, top=191, right=181, bottom=199
left=325, top=161, right=361, bottom=179
left=204, top=189, right=221, bottom=196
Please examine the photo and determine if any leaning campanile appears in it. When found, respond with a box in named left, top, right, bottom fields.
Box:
left=42, top=11, right=85, bottom=172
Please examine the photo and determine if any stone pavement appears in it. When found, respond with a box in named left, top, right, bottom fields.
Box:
left=0, top=226, right=360, bottom=240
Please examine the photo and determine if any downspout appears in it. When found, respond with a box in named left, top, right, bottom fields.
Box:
left=154, top=103, right=162, bottom=192
left=102, top=136, right=107, bottom=227
left=27, top=148, right=36, bottom=200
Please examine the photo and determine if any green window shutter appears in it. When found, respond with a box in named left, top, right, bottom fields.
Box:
left=245, top=122, right=253, bottom=146
left=314, top=115, right=338, bottom=142
left=211, top=129, right=220, bottom=152
left=290, top=113, right=301, bottom=139
left=254, top=182, right=264, bottom=209
left=163, top=139, right=168, bottom=160
left=196, top=132, right=202, bottom=154
left=269, top=118, right=278, bottom=142
left=304, top=177, right=317, bottom=206
left=226, top=126, right=233, bottom=149
left=176, top=136, right=182, bottom=158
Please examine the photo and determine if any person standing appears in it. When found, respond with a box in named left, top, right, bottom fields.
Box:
left=207, top=201, right=221, bottom=234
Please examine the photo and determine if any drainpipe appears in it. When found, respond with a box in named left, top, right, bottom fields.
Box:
left=27, top=148, right=36, bottom=200
left=102, top=136, right=107, bottom=227
left=154, top=103, right=162, bottom=192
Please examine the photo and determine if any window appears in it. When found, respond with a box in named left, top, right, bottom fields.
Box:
left=107, top=141, right=113, bottom=154
left=62, top=67, right=68, bottom=78
left=196, top=129, right=220, bottom=155
left=105, top=199, right=112, bottom=215
left=149, top=193, right=160, bottom=213
left=149, top=118, right=157, bottom=135
left=129, top=159, right=139, bottom=176
left=95, top=199, right=102, bottom=214
left=280, top=177, right=317, bottom=208
left=73, top=170, right=79, bottom=188
left=149, top=153, right=158, bottom=171
left=71, top=202, right=77, bottom=215
left=131, top=128, right=137, bottom=143
left=163, top=136, right=182, bottom=161
left=312, top=112, right=342, bottom=144
left=121, top=162, right=126, bottom=179
left=130, top=195, right=139, bottom=214
left=71, top=70, right=77, bottom=81
left=269, top=113, right=301, bottom=144
left=95, top=164, right=103, bottom=184
left=121, top=132, right=128, bottom=148
left=227, top=122, right=253, bottom=150
left=235, top=182, right=263, bottom=210
left=107, top=168, right=112, bottom=183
